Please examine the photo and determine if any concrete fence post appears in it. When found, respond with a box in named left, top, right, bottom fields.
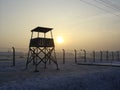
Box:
left=112, top=51, right=114, bottom=62
left=93, top=51, right=95, bottom=62
left=117, top=51, right=119, bottom=61
left=106, top=51, right=109, bottom=61
left=12, top=47, right=15, bottom=66
left=83, top=49, right=86, bottom=62
left=100, top=51, right=103, bottom=62
left=74, top=49, right=77, bottom=64
left=62, top=49, right=65, bottom=64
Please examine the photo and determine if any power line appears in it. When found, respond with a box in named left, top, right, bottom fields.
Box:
left=79, top=0, right=107, bottom=11
left=94, top=0, right=120, bottom=16
left=102, top=0, right=120, bottom=10
left=98, top=0, right=120, bottom=12
left=79, top=0, right=120, bottom=18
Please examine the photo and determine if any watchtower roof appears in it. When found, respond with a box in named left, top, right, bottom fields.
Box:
left=31, top=26, right=53, bottom=33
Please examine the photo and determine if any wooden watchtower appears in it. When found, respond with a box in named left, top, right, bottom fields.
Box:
left=26, top=26, right=59, bottom=72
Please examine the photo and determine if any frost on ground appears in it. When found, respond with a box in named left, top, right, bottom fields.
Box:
left=0, top=59, right=120, bottom=90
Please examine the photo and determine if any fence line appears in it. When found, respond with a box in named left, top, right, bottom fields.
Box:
left=75, top=50, right=120, bottom=66
left=0, top=47, right=120, bottom=66
left=56, top=49, right=120, bottom=64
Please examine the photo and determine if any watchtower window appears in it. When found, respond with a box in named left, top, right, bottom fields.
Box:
left=30, top=38, right=54, bottom=47
left=32, top=32, right=44, bottom=38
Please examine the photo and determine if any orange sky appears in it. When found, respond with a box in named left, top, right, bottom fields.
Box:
left=0, top=0, right=120, bottom=51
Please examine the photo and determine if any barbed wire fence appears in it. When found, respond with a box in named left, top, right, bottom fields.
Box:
left=74, top=49, right=120, bottom=66
left=0, top=47, right=120, bottom=66
left=0, top=47, right=28, bottom=66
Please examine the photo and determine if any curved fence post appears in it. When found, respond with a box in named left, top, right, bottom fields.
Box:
left=112, top=51, right=114, bottom=62
left=74, top=49, right=77, bottom=64
left=83, top=49, right=86, bottom=62
left=106, top=51, right=109, bottom=61
left=117, top=51, right=119, bottom=61
left=62, top=49, right=65, bottom=64
left=100, top=51, right=103, bottom=62
left=93, top=51, right=95, bottom=62
left=12, top=47, right=15, bottom=66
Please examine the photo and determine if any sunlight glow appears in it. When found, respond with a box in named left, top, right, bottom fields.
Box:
left=57, top=36, right=64, bottom=44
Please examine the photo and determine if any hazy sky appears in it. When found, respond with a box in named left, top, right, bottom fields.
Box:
left=0, top=0, right=120, bottom=50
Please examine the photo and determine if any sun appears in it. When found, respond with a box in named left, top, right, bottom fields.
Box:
left=57, top=36, right=64, bottom=44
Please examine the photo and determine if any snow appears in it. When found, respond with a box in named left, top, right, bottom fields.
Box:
left=0, top=56, right=120, bottom=90
left=0, top=69, right=120, bottom=90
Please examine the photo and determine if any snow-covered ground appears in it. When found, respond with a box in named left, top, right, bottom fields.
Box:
left=0, top=57, right=120, bottom=90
